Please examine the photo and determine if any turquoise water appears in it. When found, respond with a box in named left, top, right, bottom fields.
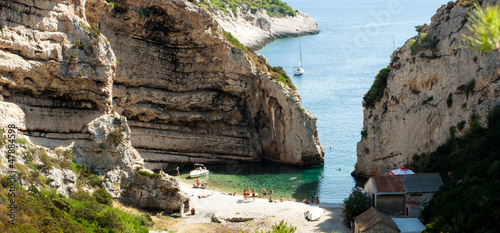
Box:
left=173, top=0, right=448, bottom=203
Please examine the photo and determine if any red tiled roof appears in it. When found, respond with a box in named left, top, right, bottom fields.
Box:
left=406, top=202, right=421, bottom=207
left=373, top=175, right=405, bottom=193
left=355, top=207, right=400, bottom=232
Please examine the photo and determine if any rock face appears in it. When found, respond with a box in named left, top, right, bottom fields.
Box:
left=0, top=0, right=114, bottom=147
left=353, top=1, right=500, bottom=177
left=85, top=0, right=324, bottom=166
left=0, top=0, right=188, bottom=211
left=73, top=114, right=189, bottom=211
left=1, top=0, right=323, bottom=167
left=212, top=7, right=320, bottom=50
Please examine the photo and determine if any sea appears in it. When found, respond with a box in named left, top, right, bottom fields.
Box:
left=175, top=0, right=448, bottom=203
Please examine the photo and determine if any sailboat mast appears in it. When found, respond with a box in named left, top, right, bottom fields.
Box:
left=298, top=36, right=302, bottom=67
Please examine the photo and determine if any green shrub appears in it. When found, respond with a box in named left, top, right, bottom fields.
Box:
left=409, top=32, right=439, bottom=55
left=415, top=24, right=429, bottom=33
left=224, top=32, right=247, bottom=51
left=70, top=190, right=96, bottom=202
left=106, top=127, right=123, bottom=146
left=94, top=189, right=112, bottom=206
left=360, top=129, right=368, bottom=139
left=269, top=66, right=296, bottom=89
left=203, top=0, right=296, bottom=18
left=457, top=120, right=466, bottom=131
left=113, top=117, right=122, bottom=125
left=342, top=188, right=370, bottom=228
left=363, top=67, right=389, bottom=108
left=446, top=92, right=453, bottom=108
left=135, top=214, right=154, bottom=227
left=39, top=150, right=54, bottom=171
left=0, top=128, right=6, bottom=147
left=89, top=176, right=103, bottom=187
left=449, top=125, right=456, bottom=138
left=408, top=106, right=500, bottom=232
left=138, top=170, right=161, bottom=179
left=463, top=2, right=500, bottom=53
left=15, top=138, right=28, bottom=144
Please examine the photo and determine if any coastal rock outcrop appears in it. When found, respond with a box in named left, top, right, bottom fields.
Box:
left=0, top=0, right=188, bottom=211
left=353, top=1, right=500, bottom=177
left=73, top=114, right=189, bottom=211
left=85, top=0, right=324, bottom=166
left=212, top=7, right=320, bottom=50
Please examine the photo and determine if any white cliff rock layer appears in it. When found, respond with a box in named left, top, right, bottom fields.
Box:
left=212, top=7, right=320, bottom=50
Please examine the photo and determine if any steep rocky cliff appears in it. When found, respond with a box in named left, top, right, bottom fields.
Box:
left=1, top=0, right=323, bottom=175
left=353, top=1, right=500, bottom=177
left=85, top=0, right=323, bottom=166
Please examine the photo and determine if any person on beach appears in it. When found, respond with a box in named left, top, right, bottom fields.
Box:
left=315, top=197, right=319, bottom=204
left=176, top=167, right=179, bottom=176
left=269, top=197, right=273, bottom=203
left=233, top=192, right=236, bottom=196
left=195, top=178, right=200, bottom=187
left=262, top=188, right=267, bottom=196
left=280, top=196, right=284, bottom=202
left=303, top=197, right=308, bottom=204
left=159, top=169, right=165, bottom=175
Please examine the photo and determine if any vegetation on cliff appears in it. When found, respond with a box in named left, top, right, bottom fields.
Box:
left=199, top=0, right=296, bottom=17
left=362, top=67, right=389, bottom=108
left=0, top=176, right=153, bottom=232
left=406, top=106, right=500, bottom=233
left=463, top=2, right=500, bottom=53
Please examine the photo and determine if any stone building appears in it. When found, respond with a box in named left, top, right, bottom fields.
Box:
left=354, top=207, right=400, bottom=233
left=364, top=173, right=443, bottom=216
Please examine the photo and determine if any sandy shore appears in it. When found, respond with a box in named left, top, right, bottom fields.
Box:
left=166, top=181, right=349, bottom=233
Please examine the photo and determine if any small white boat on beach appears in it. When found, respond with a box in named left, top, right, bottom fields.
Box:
left=189, top=163, right=209, bottom=178
left=305, top=207, right=323, bottom=221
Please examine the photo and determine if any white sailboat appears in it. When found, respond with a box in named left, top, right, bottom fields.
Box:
left=293, top=35, right=304, bottom=75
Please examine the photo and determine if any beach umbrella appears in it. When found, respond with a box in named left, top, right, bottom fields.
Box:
left=389, top=167, right=415, bottom=175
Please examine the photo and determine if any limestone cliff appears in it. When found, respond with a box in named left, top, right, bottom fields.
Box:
left=0, top=0, right=188, bottom=211
left=85, top=0, right=324, bottom=166
left=211, top=6, right=319, bottom=50
left=1, top=0, right=323, bottom=170
left=353, top=1, right=500, bottom=177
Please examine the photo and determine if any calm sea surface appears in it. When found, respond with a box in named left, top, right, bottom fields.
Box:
left=176, top=0, right=448, bottom=203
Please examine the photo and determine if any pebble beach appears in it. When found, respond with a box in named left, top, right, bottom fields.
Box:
left=163, top=181, right=349, bottom=233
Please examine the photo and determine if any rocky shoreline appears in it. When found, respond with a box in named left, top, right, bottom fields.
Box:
left=212, top=7, right=320, bottom=50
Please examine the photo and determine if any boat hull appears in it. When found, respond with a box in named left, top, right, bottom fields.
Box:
left=189, top=170, right=209, bottom=178
left=306, top=207, right=323, bottom=221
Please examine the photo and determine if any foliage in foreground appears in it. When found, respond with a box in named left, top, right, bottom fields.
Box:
left=0, top=179, right=152, bottom=233
left=407, top=106, right=500, bottom=233
left=252, top=220, right=297, bottom=233
left=342, top=188, right=370, bottom=228
left=463, top=2, right=500, bottom=53
left=363, top=67, right=389, bottom=108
